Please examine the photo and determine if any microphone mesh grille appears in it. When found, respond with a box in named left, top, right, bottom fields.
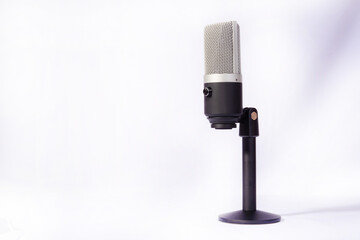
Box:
left=204, top=21, right=240, bottom=75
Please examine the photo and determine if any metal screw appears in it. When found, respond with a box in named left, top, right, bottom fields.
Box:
left=251, top=112, right=257, bottom=120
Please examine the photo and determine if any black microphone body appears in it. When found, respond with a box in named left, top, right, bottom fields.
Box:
left=204, top=82, right=242, bottom=129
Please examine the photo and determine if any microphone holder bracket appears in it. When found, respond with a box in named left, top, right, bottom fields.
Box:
left=218, top=107, right=281, bottom=224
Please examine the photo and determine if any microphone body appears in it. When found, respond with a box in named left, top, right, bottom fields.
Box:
left=203, top=21, right=243, bottom=129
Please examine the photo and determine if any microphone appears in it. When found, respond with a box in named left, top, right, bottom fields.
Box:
left=202, top=21, right=281, bottom=224
left=203, top=21, right=243, bottom=129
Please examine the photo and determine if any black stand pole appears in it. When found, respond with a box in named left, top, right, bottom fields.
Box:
left=243, top=137, right=257, bottom=211
left=218, top=108, right=281, bottom=224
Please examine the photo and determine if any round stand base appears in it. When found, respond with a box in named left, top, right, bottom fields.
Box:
left=219, top=210, right=281, bottom=224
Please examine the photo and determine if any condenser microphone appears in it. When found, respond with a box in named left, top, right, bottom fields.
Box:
left=203, top=21, right=243, bottom=129
left=202, top=21, right=281, bottom=224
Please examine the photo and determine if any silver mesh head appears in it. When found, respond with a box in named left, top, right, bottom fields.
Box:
left=204, top=21, right=240, bottom=75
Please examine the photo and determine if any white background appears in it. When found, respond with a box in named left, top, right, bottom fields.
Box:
left=1, top=0, right=360, bottom=239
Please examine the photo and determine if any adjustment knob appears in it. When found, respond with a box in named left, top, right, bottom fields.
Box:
left=203, top=87, right=212, bottom=97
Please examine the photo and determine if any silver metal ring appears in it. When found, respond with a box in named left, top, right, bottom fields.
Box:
left=204, top=74, right=242, bottom=83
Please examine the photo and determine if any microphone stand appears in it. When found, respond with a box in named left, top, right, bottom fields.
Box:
left=218, top=108, right=281, bottom=224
